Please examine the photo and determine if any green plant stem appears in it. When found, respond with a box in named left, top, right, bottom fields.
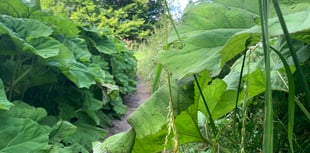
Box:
left=194, top=74, right=217, bottom=136
left=12, top=68, right=32, bottom=88
left=233, top=46, right=248, bottom=140
left=164, top=0, right=182, bottom=42
left=272, top=0, right=310, bottom=109
left=295, top=97, right=310, bottom=120
left=9, top=55, right=21, bottom=100
left=152, top=0, right=172, bottom=93
left=259, top=0, right=273, bottom=152
left=241, top=46, right=252, bottom=153
left=234, top=50, right=247, bottom=114
left=165, top=73, right=178, bottom=153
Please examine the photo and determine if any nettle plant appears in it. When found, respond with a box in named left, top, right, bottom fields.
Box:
left=98, top=0, right=310, bottom=152
left=0, top=0, right=136, bottom=152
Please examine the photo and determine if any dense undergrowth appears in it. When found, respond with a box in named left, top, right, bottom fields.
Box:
left=98, top=0, right=310, bottom=152
left=0, top=0, right=136, bottom=152
left=134, top=25, right=170, bottom=88
left=1, top=0, right=310, bottom=153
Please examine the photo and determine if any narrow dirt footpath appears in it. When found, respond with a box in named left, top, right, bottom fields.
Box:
left=108, top=77, right=150, bottom=136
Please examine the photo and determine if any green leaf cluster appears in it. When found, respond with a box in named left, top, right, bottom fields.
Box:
left=0, top=0, right=137, bottom=152
left=99, top=0, right=310, bottom=152
left=41, top=0, right=164, bottom=41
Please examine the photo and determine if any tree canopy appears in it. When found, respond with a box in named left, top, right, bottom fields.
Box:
left=42, top=0, right=164, bottom=40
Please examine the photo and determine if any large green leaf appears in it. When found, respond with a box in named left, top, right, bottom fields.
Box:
left=159, top=2, right=257, bottom=79
left=194, top=68, right=281, bottom=121
left=30, top=11, right=80, bottom=37
left=128, top=79, right=193, bottom=138
left=98, top=78, right=201, bottom=152
left=154, top=104, right=211, bottom=152
left=50, top=121, right=77, bottom=143
left=0, top=15, right=60, bottom=58
left=128, top=84, right=171, bottom=137
left=44, top=45, right=98, bottom=88
left=80, top=27, right=117, bottom=55
left=221, top=7, right=310, bottom=66
left=0, top=15, right=53, bottom=38
left=93, top=129, right=135, bottom=153
left=129, top=104, right=205, bottom=153
left=0, top=0, right=40, bottom=18
left=61, top=61, right=96, bottom=88
left=0, top=79, right=13, bottom=110
left=142, top=103, right=206, bottom=152
left=7, top=101, right=47, bottom=121
left=27, top=36, right=60, bottom=58
left=174, top=105, right=205, bottom=144
left=0, top=116, right=49, bottom=153
left=64, top=38, right=92, bottom=63
left=212, top=0, right=260, bottom=15
left=214, top=0, right=310, bottom=17
left=194, top=72, right=239, bottom=120
left=63, top=121, right=107, bottom=151
left=79, top=94, right=104, bottom=125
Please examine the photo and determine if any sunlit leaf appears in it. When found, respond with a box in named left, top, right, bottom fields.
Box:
left=93, top=129, right=135, bottom=153
left=129, top=104, right=206, bottom=153
left=128, top=79, right=193, bottom=138
left=0, top=0, right=40, bottom=17
left=27, top=36, right=60, bottom=58
left=195, top=76, right=238, bottom=120
left=0, top=15, right=53, bottom=38
left=221, top=8, right=310, bottom=66
left=30, top=11, right=80, bottom=37
left=159, top=2, right=257, bottom=79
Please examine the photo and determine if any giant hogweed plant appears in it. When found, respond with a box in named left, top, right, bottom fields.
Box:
left=0, top=0, right=137, bottom=152
left=98, top=0, right=310, bottom=152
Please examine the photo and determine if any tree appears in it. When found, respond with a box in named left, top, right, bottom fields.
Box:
left=41, top=0, right=164, bottom=40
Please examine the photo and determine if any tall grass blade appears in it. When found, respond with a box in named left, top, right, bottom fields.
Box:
left=271, top=46, right=295, bottom=153
left=259, top=0, right=273, bottom=152
left=272, top=0, right=310, bottom=109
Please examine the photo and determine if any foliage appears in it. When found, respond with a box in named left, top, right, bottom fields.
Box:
left=0, top=0, right=137, bottom=152
left=41, top=0, right=164, bottom=41
left=98, top=0, right=310, bottom=152
left=134, top=22, right=171, bottom=87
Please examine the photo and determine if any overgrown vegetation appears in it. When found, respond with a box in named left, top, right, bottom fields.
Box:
left=41, top=0, right=164, bottom=41
left=98, top=0, right=310, bottom=152
left=1, top=0, right=310, bottom=152
left=0, top=0, right=136, bottom=152
left=134, top=22, right=170, bottom=88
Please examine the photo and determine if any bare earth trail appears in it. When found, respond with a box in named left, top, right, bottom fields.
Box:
left=108, top=77, right=150, bottom=136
